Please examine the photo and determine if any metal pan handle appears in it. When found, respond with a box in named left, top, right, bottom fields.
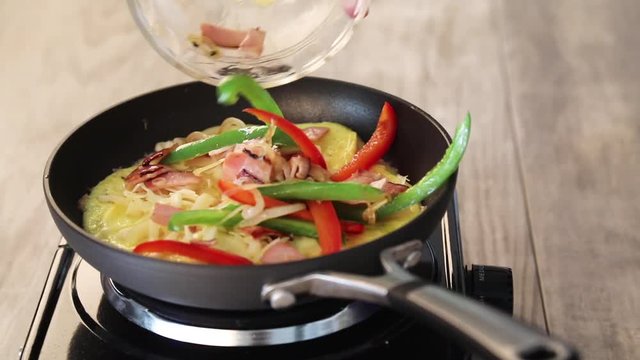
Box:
left=386, top=281, right=577, bottom=360
left=262, top=240, right=578, bottom=360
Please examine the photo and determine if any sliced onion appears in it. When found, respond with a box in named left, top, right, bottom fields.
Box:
left=191, top=193, right=216, bottom=210
left=222, top=204, right=246, bottom=224
left=97, top=194, right=128, bottom=204
left=193, top=158, right=225, bottom=176
left=363, top=199, right=388, bottom=225
left=208, top=145, right=234, bottom=157
left=218, top=117, right=247, bottom=133
left=239, top=203, right=306, bottom=228
left=241, top=188, right=265, bottom=219
left=200, top=226, right=218, bottom=242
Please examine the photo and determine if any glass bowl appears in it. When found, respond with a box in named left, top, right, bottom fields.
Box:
left=128, top=0, right=370, bottom=88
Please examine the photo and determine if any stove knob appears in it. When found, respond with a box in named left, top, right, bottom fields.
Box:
left=465, top=264, right=514, bottom=315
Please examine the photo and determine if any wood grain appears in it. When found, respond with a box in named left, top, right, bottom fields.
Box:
left=0, top=1, right=189, bottom=358
left=500, top=1, right=640, bottom=359
left=316, top=0, right=548, bottom=330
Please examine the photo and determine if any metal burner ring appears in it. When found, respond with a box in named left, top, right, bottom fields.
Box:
left=101, top=276, right=379, bottom=347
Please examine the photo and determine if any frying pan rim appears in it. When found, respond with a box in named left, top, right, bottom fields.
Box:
left=43, top=77, right=454, bottom=274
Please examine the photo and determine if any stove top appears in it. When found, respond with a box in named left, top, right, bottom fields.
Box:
left=21, top=198, right=512, bottom=360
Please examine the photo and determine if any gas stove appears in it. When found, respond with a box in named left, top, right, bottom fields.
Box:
left=20, top=197, right=513, bottom=359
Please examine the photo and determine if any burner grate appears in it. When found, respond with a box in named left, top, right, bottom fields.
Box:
left=101, top=273, right=380, bottom=346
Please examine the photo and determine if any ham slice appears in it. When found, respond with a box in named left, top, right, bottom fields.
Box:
left=348, top=170, right=409, bottom=196
left=151, top=204, right=182, bottom=226
left=288, top=155, right=310, bottom=180
left=125, top=164, right=171, bottom=190
left=303, top=127, right=329, bottom=141
left=239, top=28, right=266, bottom=58
left=145, top=171, right=202, bottom=191
left=200, top=23, right=247, bottom=48
left=261, top=243, right=305, bottom=264
left=200, top=23, right=266, bottom=57
left=222, top=151, right=272, bottom=184
left=124, top=148, right=174, bottom=190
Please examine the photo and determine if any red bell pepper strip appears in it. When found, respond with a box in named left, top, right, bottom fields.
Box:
left=133, top=240, right=252, bottom=265
left=218, top=179, right=293, bottom=209
left=307, top=201, right=342, bottom=255
left=218, top=179, right=311, bottom=220
left=341, top=221, right=364, bottom=234
left=331, top=102, right=398, bottom=181
left=243, top=108, right=327, bottom=168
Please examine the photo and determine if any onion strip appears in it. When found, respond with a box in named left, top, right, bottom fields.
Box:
left=193, top=158, right=225, bottom=176
left=241, top=188, right=265, bottom=219
left=239, top=203, right=306, bottom=227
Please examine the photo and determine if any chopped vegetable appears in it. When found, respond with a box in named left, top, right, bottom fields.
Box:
left=244, top=108, right=327, bottom=168
left=82, top=72, right=471, bottom=266
left=331, top=102, right=398, bottom=181
left=239, top=203, right=307, bottom=227
left=163, top=126, right=294, bottom=164
left=258, top=180, right=385, bottom=202
left=259, top=218, right=318, bottom=238
left=168, top=208, right=241, bottom=232
left=340, top=221, right=365, bottom=234
left=134, top=240, right=252, bottom=265
left=168, top=207, right=319, bottom=238
left=216, top=75, right=283, bottom=116
left=376, top=113, right=471, bottom=218
left=218, top=179, right=311, bottom=220
left=333, top=203, right=367, bottom=222
left=242, top=108, right=344, bottom=251
left=307, top=200, right=342, bottom=254
left=218, top=179, right=365, bottom=234
left=163, top=74, right=292, bottom=164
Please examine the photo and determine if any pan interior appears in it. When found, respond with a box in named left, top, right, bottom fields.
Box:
left=47, top=78, right=450, bottom=230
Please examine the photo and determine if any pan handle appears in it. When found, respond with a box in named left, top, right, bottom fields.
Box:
left=262, top=240, right=578, bottom=360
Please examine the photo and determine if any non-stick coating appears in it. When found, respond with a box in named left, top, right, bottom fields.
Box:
left=44, top=78, right=456, bottom=310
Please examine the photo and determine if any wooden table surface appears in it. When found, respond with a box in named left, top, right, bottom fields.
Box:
left=0, top=1, right=638, bottom=359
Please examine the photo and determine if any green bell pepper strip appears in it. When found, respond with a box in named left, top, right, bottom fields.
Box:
left=259, top=218, right=318, bottom=238
left=376, top=112, right=471, bottom=219
left=167, top=207, right=319, bottom=238
left=162, top=126, right=295, bottom=164
left=168, top=207, right=242, bottom=232
left=333, top=203, right=367, bottom=223
left=257, top=181, right=385, bottom=202
left=216, top=75, right=283, bottom=116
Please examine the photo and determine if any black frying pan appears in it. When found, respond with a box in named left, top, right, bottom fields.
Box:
left=44, top=78, right=577, bottom=360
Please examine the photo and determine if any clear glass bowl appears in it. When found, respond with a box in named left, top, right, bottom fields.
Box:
left=128, top=0, right=370, bottom=88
